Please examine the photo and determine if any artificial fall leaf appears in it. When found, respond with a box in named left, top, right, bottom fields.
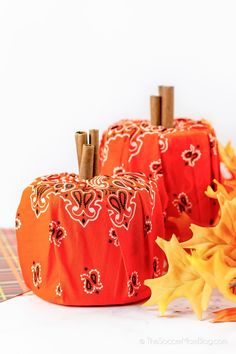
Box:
left=224, top=178, right=236, bottom=192
left=144, top=237, right=236, bottom=320
left=219, top=142, right=236, bottom=178
left=182, top=192, right=236, bottom=267
left=190, top=250, right=236, bottom=304
left=165, top=212, right=192, bottom=242
left=144, top=236, right=213, bottom=320
left=212, top=307, right=236, bottom=323
left=211, top=251, right=236, bottom=302
left=205, top=179, right=236, bottom=202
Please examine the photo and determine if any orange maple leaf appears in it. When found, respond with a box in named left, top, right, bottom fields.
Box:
left=212, top=307, right=236, bottom=323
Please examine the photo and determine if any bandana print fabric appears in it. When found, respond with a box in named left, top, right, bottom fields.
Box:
left=99, top=120, right=169, bottom=214
left=99, top=118, right=221, bottom=240
left=16, top=172, right=166, bottom=306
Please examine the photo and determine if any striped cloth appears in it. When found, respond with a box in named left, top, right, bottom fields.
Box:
left=0, top=228, right=29, bottom=302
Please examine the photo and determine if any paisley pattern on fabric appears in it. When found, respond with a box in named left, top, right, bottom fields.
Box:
left=31, top=262, right=42, bottom=288
left=29, top=172, right=157, bottom=229
left=16, top=172, right=166, bottom=306
left=127, top=271, right=141, bottom=297
left=30, top=173, right=78, bottom=218
left=108, top=190, right=136, bottom=230
left=149, top=159, right=163, bottom=180
left=49, top=221, right=67, bottom=247
left=55, top=283, right=63, bottom=297
left=15, top=215, right=21, bottom=230
left=108, top=228, right=119, bottom=247
left=100, top=120, right=164, bottom=166
left=62, top=189, right=103, bottom=227
left=80, top=269, right=103, bottom=295
left=113, top=165, right=126, bottom=175
left=144, top=216, right=152, bottom=237
left=158, top=135, right=169, bottom=153
left=30, top=183, right=55, bottom=218
left=172, top=192, right=192, bottom=214
left=181, top=144, right=201, bottom=167
left=209, top=133, right=218, bottom=156
left=99, top=118, right=220, bottom=236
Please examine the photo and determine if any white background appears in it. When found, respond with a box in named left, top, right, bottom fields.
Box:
left=1, top=0, right=236, bottom=227
left=1, top=292, right=236, bottom=354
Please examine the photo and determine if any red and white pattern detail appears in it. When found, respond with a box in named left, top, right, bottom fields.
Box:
left=112, top=173, right=157, bottom=216
left=144, top=216, right=152, bottom=237
left=127, top=271, right=141, bottom=297
left=49, top=221, right=67, bottom=247
left=62, top=189, right=103, bottom=228
left=30, top=173, right=77, bottom=218
left=159, top=135, right=169, bottom=153
left=56, top=283, right=63, bottom=296
left=80, top=269, right=103, bottom=295
left=31, top=262, right=42, bottom=288
left=29, top=173, right=157, bottom=231
left=181, top=144, right=201, bottom=167
left=153, top=256, right=161, bottom=278
left=87, top=175, right=110, bottom=190
left=111, top=172, right=147, bottom=190
left=108, top=189, right=136, bottom=230
left=100, top=120, right=163, bottom=166
left=173, top=192, right=192, bottom=214
left=109, top=228, right=120, bottom=247
left=209, top=133, right=217, bottom=155
left=113, top=165, right=126, bottom=176
left=149, top=159, right=163, bottom=180
left=15, top=216, right=21, bottom=230
left=30, top=183, right=56, bottom=218
left=111, top=173, right=157, bottom=216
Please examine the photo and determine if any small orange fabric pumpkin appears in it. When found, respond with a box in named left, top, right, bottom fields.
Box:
left=16, top=172, right=167, bottom=306
left=99, top=118, right=221, bottom=240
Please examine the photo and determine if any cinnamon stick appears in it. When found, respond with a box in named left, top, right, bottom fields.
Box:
left=159, top=86, right=174, bottom=128
left=75, top=131, right=87, bottom=170
left=79, top=144, right=95, bottom=180
left=89, top=129, right=99, bottom=176
left=150, top=96, right=161, bottom=126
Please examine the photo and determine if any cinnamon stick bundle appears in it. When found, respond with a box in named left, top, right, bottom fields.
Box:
left=75, top=129, right=99, bottom=179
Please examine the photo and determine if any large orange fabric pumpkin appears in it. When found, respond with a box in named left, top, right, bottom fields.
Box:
left=16, top=172, right=167, bottom=305
left=99, top=118, right=221, bottom=241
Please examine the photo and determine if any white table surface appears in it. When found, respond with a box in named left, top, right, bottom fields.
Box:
left=0, top=291, right=235, bottom=354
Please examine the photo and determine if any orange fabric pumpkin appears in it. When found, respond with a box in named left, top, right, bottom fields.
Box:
left=16, top=172, right=167, bottom=305
left=99, top=118, right=221, bottom=241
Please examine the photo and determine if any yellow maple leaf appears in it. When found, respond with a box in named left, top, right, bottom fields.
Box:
left=189, top=250, right=236, bottom=304
left=182, top=192, right=236, bottom=267
left=144, top=236, right=213, bottom=320
left=211, top=252, right=236, bottom=302
left=219, top=141, right=236, bottom=178
left=144, top=237, right=236, bottom=320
